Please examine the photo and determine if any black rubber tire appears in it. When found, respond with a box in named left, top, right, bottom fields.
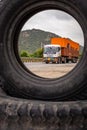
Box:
left=0, top=77, right=87, bottom=130
left=0, top=0, right=87, bottom=101
left=0, top=96, right=87, bottom=130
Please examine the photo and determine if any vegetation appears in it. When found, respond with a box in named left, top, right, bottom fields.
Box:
left=18, top=29, right=60, bottom=54
left=20, top=50, right=29, bottom=57
left=20, top=48, right=43, bottom=58
left=30, top=48, right=43, bottom=58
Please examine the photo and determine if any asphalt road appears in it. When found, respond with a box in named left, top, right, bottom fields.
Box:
left=24, top=62, right=77, bottom=78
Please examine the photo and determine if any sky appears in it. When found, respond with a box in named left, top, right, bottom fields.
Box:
left=22, top=10, right=84, bottom=46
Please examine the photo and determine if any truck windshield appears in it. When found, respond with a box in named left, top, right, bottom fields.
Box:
left=44, top=46, right=60, bottom=54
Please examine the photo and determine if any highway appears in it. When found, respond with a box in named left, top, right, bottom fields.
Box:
left=24, top=62, right=77, bottom=78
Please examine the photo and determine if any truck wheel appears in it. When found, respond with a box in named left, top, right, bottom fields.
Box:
left=0, top=0, right=87, bottom=101
left=57, top=57, right=62, bottom=64
left=46, top=61, right=49, bottom=64
left=72, top=58, right=77, bottom=63
left=62, top=57, right=66, bottom=64
left=66, top=59, right=69, bottom=63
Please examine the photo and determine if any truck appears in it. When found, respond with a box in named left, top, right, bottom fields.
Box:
left=43, top=37, right=80, bottom=64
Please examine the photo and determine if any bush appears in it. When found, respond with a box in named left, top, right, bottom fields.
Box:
left=20, top=50, right=29, bottom=57
left=33, top=48, right=43, bottom=58
left=20, top=48, right=43, bottom=58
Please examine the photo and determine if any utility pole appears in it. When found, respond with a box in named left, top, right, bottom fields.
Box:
left=41, top=42, right=43, bottom=49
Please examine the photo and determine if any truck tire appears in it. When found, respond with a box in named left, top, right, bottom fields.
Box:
left=0, top=95, right=87, bottom=130
left=0, top=0, right=87, bottom=101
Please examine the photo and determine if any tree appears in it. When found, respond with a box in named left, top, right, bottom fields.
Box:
left=20, top=50, right=29, bottom=57
left=33, top=48, right=43, bottom=58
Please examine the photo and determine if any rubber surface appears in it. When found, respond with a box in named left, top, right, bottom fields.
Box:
left=0, top=96, right=87, bottom=130
left=0, top=79, right=87, bottom=129
left=0, top=0, right=87, bottom=101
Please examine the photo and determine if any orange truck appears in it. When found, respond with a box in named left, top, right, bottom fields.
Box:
left=43, top=37, right=80, bottom=63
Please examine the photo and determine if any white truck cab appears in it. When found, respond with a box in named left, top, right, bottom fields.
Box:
left=43, top=45, right=61, bottom=63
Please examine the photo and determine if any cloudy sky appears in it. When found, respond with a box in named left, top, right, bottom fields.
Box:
left=22, top=10, right=84, bottom=46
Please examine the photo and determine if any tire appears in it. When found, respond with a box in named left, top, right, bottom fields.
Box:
left=46, top=61, right=49, bottom=64
left=72, top=58, right=78, bottom=63
left=0, top=77, right=87, bottom=129
left=0, top=0, right=87, bottom=101
left=57, top=57, right=61, bottom=64
left=0, top=96, right=87, bottom=130
left=61, top=57, right=66, bottom=64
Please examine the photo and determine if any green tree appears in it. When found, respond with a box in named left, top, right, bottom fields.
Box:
left=20, top=50, right=29, bottom=57
left=33, top=48, right=43, bottom=58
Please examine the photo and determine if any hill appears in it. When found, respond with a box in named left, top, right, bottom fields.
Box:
left=18, top=29, right=60, bottom=53
left=18, top=29, right=84, bottom=54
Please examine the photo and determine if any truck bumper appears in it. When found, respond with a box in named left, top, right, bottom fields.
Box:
left=43, top=57, right=58, bottom=63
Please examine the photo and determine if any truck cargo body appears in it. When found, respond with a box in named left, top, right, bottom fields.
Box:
left=43, top=38, right=80, bottom=63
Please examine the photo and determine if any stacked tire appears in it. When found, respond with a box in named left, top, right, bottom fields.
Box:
left=0, top=0, right=87, bottom=129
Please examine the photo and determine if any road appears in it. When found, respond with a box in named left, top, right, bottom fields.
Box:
left=24, top=62, right=77, bottom=78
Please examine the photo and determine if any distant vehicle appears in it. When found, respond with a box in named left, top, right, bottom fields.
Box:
left=43, top=37, right=80, bottom=63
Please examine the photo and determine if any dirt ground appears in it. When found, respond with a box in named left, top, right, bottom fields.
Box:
left=24, top=62, right=77, bottom=78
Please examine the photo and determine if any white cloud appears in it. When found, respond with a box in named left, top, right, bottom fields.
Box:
left=22, top=10, right=84, bottom=46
